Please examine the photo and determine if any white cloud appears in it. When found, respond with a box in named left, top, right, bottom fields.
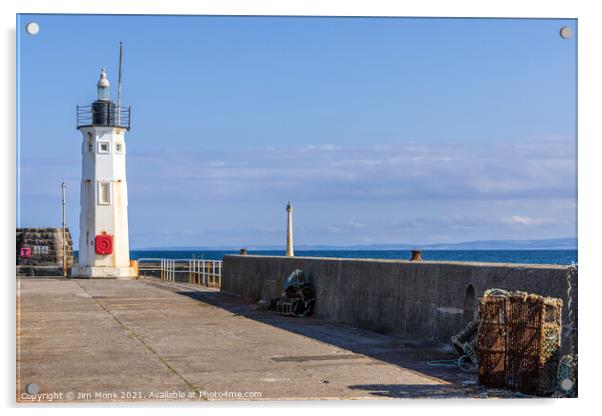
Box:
left=502, top=215, right=556, bottom=226
left=302, top=144, right=341, bottom=151
left=100, top=137, right=578, bottom=245
left=347, top=220, right=365, bottom=229
left=127, top=136, right=576, bottom=204
left=206, top=160, right=226, bottom=167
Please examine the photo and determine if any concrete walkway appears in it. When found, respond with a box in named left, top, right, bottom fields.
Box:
left=17, top=277, right=485, bottom=402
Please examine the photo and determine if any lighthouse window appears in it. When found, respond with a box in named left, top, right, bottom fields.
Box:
left=98, top=182, right=111, bottom=205
left=115, top=143, right=123, bottom=153
left=98, top=141, right=110, bottom=154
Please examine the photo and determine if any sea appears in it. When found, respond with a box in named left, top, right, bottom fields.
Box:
left=127, top=250, right=577, bottom=265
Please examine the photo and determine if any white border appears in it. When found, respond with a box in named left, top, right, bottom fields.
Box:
left=3, top=1, right=601, bottom=415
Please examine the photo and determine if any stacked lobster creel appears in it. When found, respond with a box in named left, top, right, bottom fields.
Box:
left=272, top=269, right=316, bottom=317
left=477, top=289, right=563, bottom=396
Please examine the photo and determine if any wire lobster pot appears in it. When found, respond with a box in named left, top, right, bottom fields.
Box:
left=476, top=289, right=562, bottom=396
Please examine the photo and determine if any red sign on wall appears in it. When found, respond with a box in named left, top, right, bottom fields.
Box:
left=20, top=247, right=32, bottom=258
left=95, top=234, right=113, bottom=255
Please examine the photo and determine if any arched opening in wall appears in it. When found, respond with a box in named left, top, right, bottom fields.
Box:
left=463, top=284, right=476, bottom=325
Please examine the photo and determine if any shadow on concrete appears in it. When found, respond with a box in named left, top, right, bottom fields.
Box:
left=347, top=383, right=476, bottom=399
left=346, top=384, right=532, bottom=399
left=144, top=279, right=482, bottom=394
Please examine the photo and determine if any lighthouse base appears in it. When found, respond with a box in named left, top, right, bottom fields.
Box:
left=71, top=265, right=138, bottom=279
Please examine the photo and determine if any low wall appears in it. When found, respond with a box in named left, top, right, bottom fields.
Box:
left=16, top=228, right=75, bottom=276
left=221, top=255, right=577, bottom=352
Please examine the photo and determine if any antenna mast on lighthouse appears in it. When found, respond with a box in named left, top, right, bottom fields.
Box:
left=117, top=41, right=123, bottom=127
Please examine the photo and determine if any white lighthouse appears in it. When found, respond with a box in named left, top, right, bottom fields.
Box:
left=73, top=67, right=136, bottom=278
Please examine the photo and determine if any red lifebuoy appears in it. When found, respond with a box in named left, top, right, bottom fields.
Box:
left=95, top=234, right=113, bottom=255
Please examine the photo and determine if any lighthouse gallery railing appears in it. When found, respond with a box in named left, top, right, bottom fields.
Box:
left=76, top=105, right=131, bottom=130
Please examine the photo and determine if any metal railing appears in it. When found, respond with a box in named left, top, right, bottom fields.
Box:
left=76, top=104, right=131, bottom=130
left=137, top=257, right=164, bottom=274
left=137, top=258, right=222, bottom=288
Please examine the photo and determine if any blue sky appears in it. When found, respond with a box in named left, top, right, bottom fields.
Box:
left=17, top=15, right=577, bottom=248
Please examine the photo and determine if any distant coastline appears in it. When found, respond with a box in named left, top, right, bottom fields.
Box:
left=135, top=237, right=577, bottom=251
left=120, top=249, right=577, bottom=265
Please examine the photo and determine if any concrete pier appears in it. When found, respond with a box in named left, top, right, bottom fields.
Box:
left=17, top=277, right=490, bottom=402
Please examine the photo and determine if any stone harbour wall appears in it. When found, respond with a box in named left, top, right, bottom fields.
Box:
left=16, top=228, right=75, bottom=276
left=221, top=255, right=577, bottom=353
